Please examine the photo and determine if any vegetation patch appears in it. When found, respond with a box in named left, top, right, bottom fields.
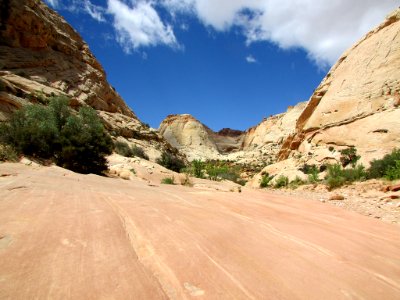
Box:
left=368, top=149, right=400, bottom=179
left=260, top=172, right=274, bottom=188
left=0, top=96, right=113, bottom=174
left=114, top=141, right=149, bottom=160
left=274, top=175, right=289, bottom=189
left=157, top=152, right=186, bottom=173
left=161, top=176, right=175, bottom=185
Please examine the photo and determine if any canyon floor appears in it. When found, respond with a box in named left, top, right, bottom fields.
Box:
left=1, top=163, right=400, bottom=299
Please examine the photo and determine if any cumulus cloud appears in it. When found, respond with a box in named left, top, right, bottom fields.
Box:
left=107, top=0, right=179, bottom=53
left=246, top=55, right=257, bottom=63
left=161, top=0, right=398, bottom=66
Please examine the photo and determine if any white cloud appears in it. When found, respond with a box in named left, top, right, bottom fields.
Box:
left=107, top=0, right=179, bottom=52
left=83, top=0, right=105, bottom=22
left=45, top=0, right=59, bottom=8
left=246, top=55, right=257, bottom=63
left=161, top=0, right=398, bottom=66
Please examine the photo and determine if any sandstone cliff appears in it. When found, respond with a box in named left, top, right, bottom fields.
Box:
left=159, top=101, right=306, bottom=166
left=279, top=8, right=400, bottom=166
left=0, top=0, right=177, bottom=161
left=249, top=8, right=400, bottom=187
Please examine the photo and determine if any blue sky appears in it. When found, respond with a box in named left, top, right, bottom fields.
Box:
left=45, top=0, right=398, bottom=131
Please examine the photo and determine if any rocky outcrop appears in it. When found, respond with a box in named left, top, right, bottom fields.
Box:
left=248, top=8, right=400, bottom=187
left=278, top=8, right=400, bottom=167
left=159, top=101, right=306, bottom=165
left=0, top=0, right=178, bottom=161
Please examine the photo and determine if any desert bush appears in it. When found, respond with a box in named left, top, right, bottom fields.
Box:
left=161, top=176, right=174, bottom=184
left=325, top=163, right=366, bottom=190
left=260, top=172, right=274, bottom=188
left=191, top=159, right=205, bottom=178
left=0, top=96, right=112, bottom=174
left=367, top=149, right=400, bottom=179
left=131, top=145, right=149, bottom=160
left=157, top=152, right=185, bottom=173
left=289, top=176, right=306, bottom=189
left=0, top=144, right=18, bottom=162
left=384, top=160, right=400, bottom=180
left=114, top=141, right=149, bottom=160
left=56, top=106, right=113, bottom=174
left=0, top=80, right=6, bottom=92
left=340, top=147, right=360, bottom=167
left=274, top=175, right=289, bottom=188
left=325, top=164, right=346, bottom=190
left=114, top=141, right=132, bottom=157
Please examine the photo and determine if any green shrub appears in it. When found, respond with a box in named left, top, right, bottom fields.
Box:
left=260, top=172, right=274, bottom=188
left=274, top=175, right=289, bottom=188
left=0, top=96, right=112, bottom=175
left=289, top=176, right=306, bottom=189
left=191, top=159, right=205, bottom=178
left=131, top=145, right=149, bottom=160
left=385, top=160, right=400, bottom=180
left=114, top=141, right=149, bottom=160
left=161, top=177, right=174, bottom=184
left=0, top=144, right=18, bottom=162
left=56, top=106, right=113, bottom=174
left=0, top=104, right=58, bottom=158
left=368, top=149, right=400, bottom=179
left=114, top=141, right=132, bottom=157
left=325, top=163, right=366, bottom=190
left=157, top=152, right=185, bottom=173
left=340, top=147, right=360, bottom=167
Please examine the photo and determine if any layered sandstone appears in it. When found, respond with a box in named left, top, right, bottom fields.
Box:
left=278, top=8, right=400, bottom=166
left=159, top=102, right=306, bottom=166
left=248, top=9, right=400, bottom=186
left=0, top=0, right=177, bottom=161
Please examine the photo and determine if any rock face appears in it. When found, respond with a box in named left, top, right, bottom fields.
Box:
left=278, top=8, right=400, bottom=167
left=0, top=0, right=178, bottom=161
left=248, top=8, right=400, bottom=187
left=159, top=102, right=306, bottom=165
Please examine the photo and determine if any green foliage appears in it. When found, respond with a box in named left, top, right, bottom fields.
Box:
left=368, top=149, right=400, bottom=179
left=340, top=147, right=360, bottom=167
left=204, top=160, right=244, bottom=185
left=161, top=176, right=175, bottom=185
left=157, top=152, right=185, bottom=173
left=56, top=106, right=113, bottom=174
left=0, top=96, right=112, bottom=174
left=384, top=160, right=400, bottom=181
left=274, top=175, right=289, bottom=188
left=0, top=104, right=58, bottom=158
left=191, top=159, right=205, bottom=178
left=325, top=163, right=366, bottom=190
left=0, top=144, right=18, bottom=162
left=260, top=172, right=274, bottom=188
left=114, top=141, right=149, bottom=160
left=114, top=141, right=132, bottom=156
left=289, top=176, right=306, bottom=189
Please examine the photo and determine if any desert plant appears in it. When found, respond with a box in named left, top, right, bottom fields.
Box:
left=368, top=149, right=400, bottom=179
left=56, top=106, right=113, bottom=174
left=289, top=176, right=306, bottom=189
left=0, top=97, right=112, bottom=174
left=340, top=147, right=360, bottom=167
left=260, top=172, right=274, bottom=188
left=157, top=152, right=185, bottom=172
left=114, top=141, right=132, bottom=157
left=191, top=159, right=205, bottom=178
left=324, top=163, right=366, bottom=190
left=161, top=176, right=174, bottom=184
left=131, top=145, right=149, bottom=160
left=325, top=164, right=346, bottom=190
left=384, top=160, right=400, bottom=180
left=274, top=175, right=289, bottom=188
left=0, top=144, right=18, bottom=162
left=0, top=80, right=6, bottom=92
